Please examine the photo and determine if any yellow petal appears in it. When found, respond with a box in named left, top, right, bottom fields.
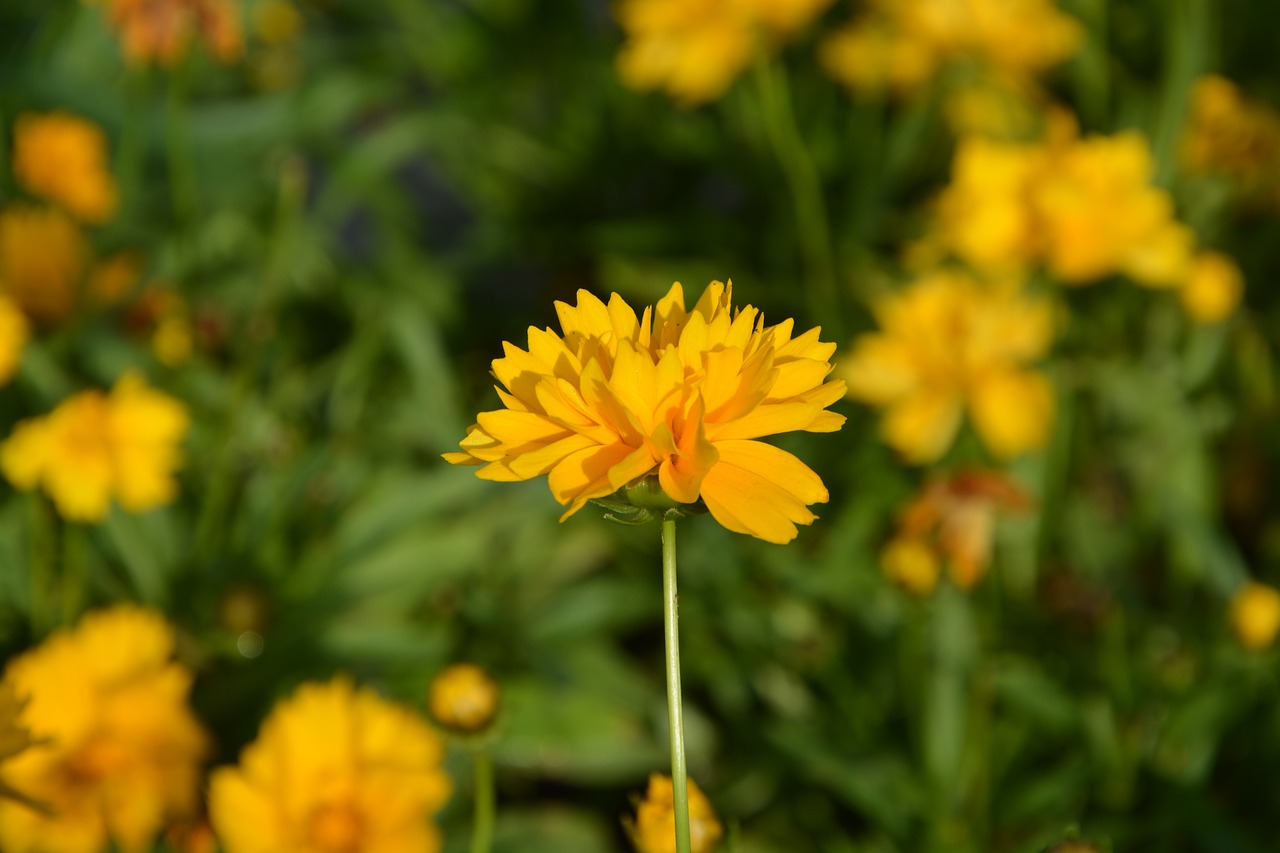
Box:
left=969, top=370, right=1054, bottom=458
left=841, top=336, right=920, bottom=405
left=881, top=391, right=964, bottom=464
left=698, top=440, right=827, bottom=544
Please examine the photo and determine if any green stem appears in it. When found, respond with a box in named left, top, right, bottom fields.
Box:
left=164, top=62, right=197, bottom=221
left=751, top=59, right=840, bottom=335
left=469, top=748, right=495, bottom=853
left=662, top=515, right=691, bottom=853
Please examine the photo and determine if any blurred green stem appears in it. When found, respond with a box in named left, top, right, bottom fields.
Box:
left=751, top=59, right=840, bottom=334
left=662, top=515, right=692, bottom=853
left=26, top=496, right=55, bottom=636
left=470, top=747, right=495, bottom=853
left=165, top=62, right=198, bottom=220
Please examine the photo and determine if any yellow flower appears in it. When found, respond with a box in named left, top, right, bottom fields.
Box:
left=881, top=536, right=940, bottom=596
left=615, top=0, right=833, bottom=105
left=819, top=21, right=937, bottom=94
left=1181, top=75, right=1280, bottom=193
left=842, top=272, right=1054, bottom=463
left=0, top=605, right=208, bottom=853
left=0, top=296, right=29, bottom=387
left=1, top=373, right=189, bottom=522
left=84, top=0, right=242, bottom=66
left=627, top=774, right=723, bottom=853
left=0, top=205, right=88, bottom=325
left=444, top=281, right=845, bottom=544
left=12, top=113, right=118, bottom=225
left=209, top=677, right=452, bottom=853
left=1180, top=250, right=1243, bottom=324
left=1229, top=581, right=1280, bottom=651
left=86, top=252, right=142, bottom=306
left=428, top=664, right=501, bottom=733
left=252, top=0, right=301, bottom=45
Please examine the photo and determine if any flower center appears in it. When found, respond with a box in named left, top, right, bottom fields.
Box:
left=309, top=802, right=364, bottom=853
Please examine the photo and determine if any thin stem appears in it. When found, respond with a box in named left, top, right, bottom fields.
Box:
left=751, top=59, right=841, bottom=337
left=662, top=515, right=691, bottom=853
left=469, top=748, right=495, bottom=853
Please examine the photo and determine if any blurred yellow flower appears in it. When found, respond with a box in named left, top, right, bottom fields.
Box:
left=1181, top=75, right=1280, bottom=195
left=0, top=296, right=29, bottom=387
left=12, top=113, right=118, bottom=225
left=627, top=773, right=723, bottom=853
left=1229, top=581, right=1280, bottom=651
left=86, top=252, right=142, bottom=306
left=209, top=677, right=452, bottom=853
left=0, top=205, right=88, bottom=325
left=252, top=0, right=301, bottom=45
left=85, top=0, right=242, bottom=66
left=1, top=373, right=189, bottom=522
left=444, top=281, right=846, bottom=544
left=428, top=664, right=500, bottom=733
left=616, top=0, right=833, bottom=104
left=0, top=605, right=208, bottom=853
left=843, top=272, right=1054, bottom=463
left=882, top=469, right=1031, bottom=593
left=1180, top=251, right=1244, bottom=325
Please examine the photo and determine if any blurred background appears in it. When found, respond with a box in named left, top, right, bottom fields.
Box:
left=2, top=0, right=1280, bottom=851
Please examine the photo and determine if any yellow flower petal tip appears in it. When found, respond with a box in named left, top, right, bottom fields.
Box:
left=627, top=773, right=724, bottom=853
left=445, top=281, right=844, bottom=544
left=209, top=676, right=452, bottom=853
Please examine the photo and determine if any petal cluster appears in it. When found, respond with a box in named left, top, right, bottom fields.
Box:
left=0, top=373, right=189, bottom=522
left=842, top=271, right=1054, bottom=463
left=445, top=281, right=845, bottom=544
left=209, top=677, right=452, bottom=853
left=85, top=0, right=242, bottom=66
left=0, top=606, right=208, bottom=853
left=13, top=113, right=118, bottom=225
left=0, top=205, right=87, bottom=325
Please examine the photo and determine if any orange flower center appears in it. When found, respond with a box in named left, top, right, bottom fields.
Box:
left=308, top=802, right=364, bottom=853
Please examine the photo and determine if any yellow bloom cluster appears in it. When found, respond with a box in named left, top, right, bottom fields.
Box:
left=616, top=0, right=833, bottom=105
left=12, top=113, right=118, bottom=224
left=0, top=606, right=208, bottom=853
left=842, top=271, right=1054, bottom=464
left=627, top=774, right=723, bottom=853
left=0, top=205, right=88, bottom=325
left=1181, top=75, right=1280, bottom=197
left=83, top=0, right=242, bottom=66
left=821, top=0, right=1080, bottom=95
left=881, top=469, right=1030, bottom=594
left=1, top=373, right=189, bottom=522
left=0, top=296, right=29, bottom=387
left=445, top=281, right=845, bottom=544
left=209, top=677, right=452, bottom=853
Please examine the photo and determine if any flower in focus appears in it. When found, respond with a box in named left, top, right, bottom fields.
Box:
left=0, top=205, right=88, bottom=325
left=0, top=605, right=208, bottom=853
left=1179, top=251, right=1244, bottom=325
left=209, top=677, right=452, bottom=853
left=1181, top=75, right=1280, bottom=197
left=842, top=272, right=1054, bottom=463
left=1, top=372, right=190, bottom=522
left=881, top=469, right=1031, bottom=594
left=83, top=0, right=243, bottom=66
left=616, top=0, right=833, bottom=105
left=12, top=113, right=118, bottom=224
left=444, top=281, right=846, bottom=544
left=626, top=773, right=723, bottom=853
left=0, top=296, right=29, bottom=387
left=428, top=664, right=501, bottom=734
left=1229, top=581, right=1280, bottom=651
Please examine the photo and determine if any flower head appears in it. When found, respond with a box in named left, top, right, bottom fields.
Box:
left=0, top=296, right=29, bottom=387
left=12, top=113, right=118, bottom=224
left=1, top=372, right=189, bottom=522
left=0, top=205, right=88, bottom=325
left=444, top=281, right=845, bottom=544
left=427, top=664, right=500, bottom=734
left=1179, top=250, right=1244, bottom=325
left=627, top=773, right=723, bottom=853
left=209, top=677, right=452, bottom=853
left=616, top=0, right=833, bottom=105
left=0, top=605, right=208, bottom=853
left=842, top=272, right=1054, bottom=463
left=1229, top=581, right=1280, bottom=651
left=1181, top=75, right=1280, bottom=195
left=84, top=0, right=242, bottom=66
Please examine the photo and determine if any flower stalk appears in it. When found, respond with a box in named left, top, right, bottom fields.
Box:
left=662, top=514, right=691, bottom=853
left=469, top=747, right=495, bottom=853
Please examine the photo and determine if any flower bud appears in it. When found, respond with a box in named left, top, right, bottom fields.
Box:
left=427, top=664, right=501, bottom=733
left=1230, top=581, right=1280, bottom=651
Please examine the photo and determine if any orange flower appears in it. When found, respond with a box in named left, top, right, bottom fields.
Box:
left=84, top=0, right=242, bottom=66
left=0, top=205, right=87, bottom=325
left=12, top=113, right=118, bottom=224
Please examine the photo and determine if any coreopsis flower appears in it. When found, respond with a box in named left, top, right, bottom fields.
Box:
left=0, top=683, right=41, bottom=811
left=881, top=469, right=1030, bottom=593
left=0, top=606, right=208, bottom=853
left=428, top=664, right=501, bottom=734
left=842, top=272, right=1054, bottom=463
left=0, top=205, right=88, bottom=325
left=615, top=0, right=834, bottom=105
left=0, top=372, right=189, bottom=522
left=444, top=281, right=846, bottom=544
left=1229, top=581, right=1280, bottom=651
left=0, top=296, right=29, bottom=387
left=626, top=774, right=723, bottom=853
left=1180, top=251, right=1244, bottom=325
left=84, top=0, right=242, bottom=66
left=12, top=113, right=118, bottom=224
left=1181, top=75, right=1280, bottom=196
left=209, top=677, right=452, bottom=853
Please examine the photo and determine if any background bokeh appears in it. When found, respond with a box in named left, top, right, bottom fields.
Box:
left=2, top=0, right=1280, bottom=851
